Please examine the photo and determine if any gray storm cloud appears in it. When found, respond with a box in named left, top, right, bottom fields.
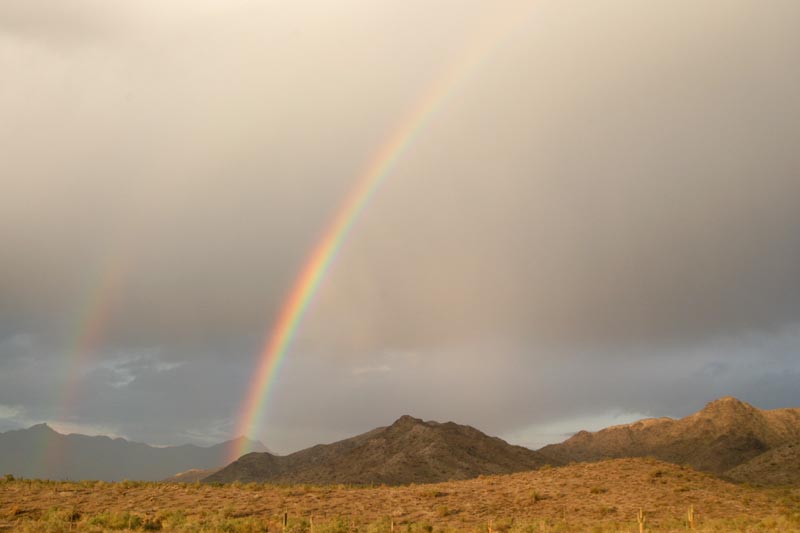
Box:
left=1, top=0, right=799, bottom=451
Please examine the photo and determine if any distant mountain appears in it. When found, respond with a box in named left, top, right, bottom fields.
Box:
left=0, top=424, right=266, bottom=481
left=12, top=396, right=796, bottom=486
left=205, top=415, right=553, bottom=485
left=538, top=397, right=800, bottom=483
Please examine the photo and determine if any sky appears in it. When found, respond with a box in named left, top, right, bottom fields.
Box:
left=1, top=0, right=800, bottom=453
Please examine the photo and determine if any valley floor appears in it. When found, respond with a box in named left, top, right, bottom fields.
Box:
left=1, top=458, right=798, bottom=532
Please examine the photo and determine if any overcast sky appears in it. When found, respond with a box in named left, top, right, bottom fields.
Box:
left=2, top=0, right=799, bottom=453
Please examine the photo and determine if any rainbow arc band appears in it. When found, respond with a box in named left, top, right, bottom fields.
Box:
left=45, top=256, right=128, bottom=470
left=230, top=2, right=535, bottom=462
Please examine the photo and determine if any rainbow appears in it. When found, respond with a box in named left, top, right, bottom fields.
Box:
left=231, top=3, right=535, bottom=461
left=44, top=255, right=128, bottom=471
left=56, top=257, right=128, bottom=423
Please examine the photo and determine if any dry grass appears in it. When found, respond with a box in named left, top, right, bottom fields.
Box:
left=1, top=458, right=799, bottom=532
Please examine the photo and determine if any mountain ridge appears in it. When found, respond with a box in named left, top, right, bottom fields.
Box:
left=204, top=414, right=553, bottom=485
left=538, top=396, right=800, bottom=482
left=6, top=396, right=799, bottom=486
left=0, top=424, right=267, bottom=481
left=208, top=397, right=800, bottom=486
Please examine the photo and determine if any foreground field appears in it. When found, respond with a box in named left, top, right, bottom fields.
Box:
left=1, top=458, right=799, bottom=532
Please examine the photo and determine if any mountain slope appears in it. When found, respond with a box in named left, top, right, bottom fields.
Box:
left=725, top=440, right=800, bottom=485
left=0, top=424, right=266, bottom=481
left=163, top=467, right=222, bottom=483
left=205, top=415, right=553, bottom=485
left=538, top=397, right=800, bottom=478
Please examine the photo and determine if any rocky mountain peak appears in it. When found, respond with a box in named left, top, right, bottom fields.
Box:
left=391, top=415, right=425, bottom=428
left=702, top=396, right=752, bottom=411
left=695, top=396, right=759, bottom=423
left=28, top=423, right=57, bottom=433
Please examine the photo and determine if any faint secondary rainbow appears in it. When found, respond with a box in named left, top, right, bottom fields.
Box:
left=44, top=255, right=128, bottom=471
left=56, top=256, right=128, bottom=422
left=231, top=2, right=535, bottom=461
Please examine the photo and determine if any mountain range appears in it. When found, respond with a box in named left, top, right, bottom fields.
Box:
left=538, top=396, right=800, bottom=483
left=204, top=415, right=549, bottom=485
left=206, top=397, right=800, bottom=486
left=2, top=396, right=798, bottom=486
left=0, top=423, right=265, bottom=481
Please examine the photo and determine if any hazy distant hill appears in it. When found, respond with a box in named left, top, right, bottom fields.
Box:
left=0, top=424, right=266, bottom=481
left=205, top=415, right=553, bottom=485
left=538, top=397, right=800, bottom=484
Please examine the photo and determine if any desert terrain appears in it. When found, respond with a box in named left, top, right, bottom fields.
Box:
left=2, top=458, right=799, bottom=532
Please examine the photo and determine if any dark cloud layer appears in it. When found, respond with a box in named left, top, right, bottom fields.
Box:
left=1, top=0, right=800, bottom=452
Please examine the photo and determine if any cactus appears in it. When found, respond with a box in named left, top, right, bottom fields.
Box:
left=637, top=508, right=646, bottom=533
left=687, top=504, right=695, bottom=529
